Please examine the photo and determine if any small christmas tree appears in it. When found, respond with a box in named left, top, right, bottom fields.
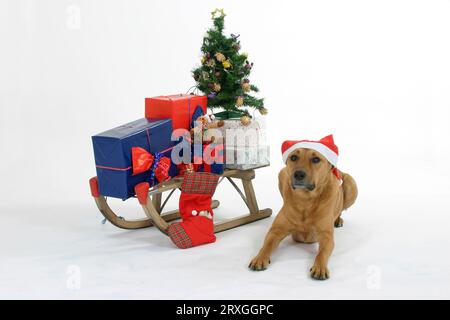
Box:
left=192, top=9, right=267, bottom=123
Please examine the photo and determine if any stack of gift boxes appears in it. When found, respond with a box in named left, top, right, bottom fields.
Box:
left=91, top=94, right=269, bottom=200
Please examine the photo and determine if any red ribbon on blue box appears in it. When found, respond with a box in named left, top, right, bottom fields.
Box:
left=131, top=147, right=171, bottom=184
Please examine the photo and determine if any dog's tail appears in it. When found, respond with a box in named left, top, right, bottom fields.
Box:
left=339, top=170, right=358, bottom=210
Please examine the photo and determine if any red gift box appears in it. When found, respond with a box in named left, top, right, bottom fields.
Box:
left=145, top=94, right=207, bottom=131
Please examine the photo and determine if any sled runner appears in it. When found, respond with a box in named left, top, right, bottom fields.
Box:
left=89, top=168, right=272, bottom=235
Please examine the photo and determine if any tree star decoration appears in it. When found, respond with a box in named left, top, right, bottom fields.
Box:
left=211, top=8, right=226, bottom=20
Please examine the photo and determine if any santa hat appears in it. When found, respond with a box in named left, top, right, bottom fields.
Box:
left=281, top=135, right=340, bottom=177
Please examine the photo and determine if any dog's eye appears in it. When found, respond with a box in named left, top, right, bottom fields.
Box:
left=311, top=157, right=321, bottom=163
left=290, top=155, right=298, bottom=162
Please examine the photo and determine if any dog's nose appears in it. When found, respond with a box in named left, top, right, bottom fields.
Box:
left=294, top=170, right=306, bottom=181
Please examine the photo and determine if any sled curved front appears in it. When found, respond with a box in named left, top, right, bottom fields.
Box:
left=93, top=195, right=173, bottom=230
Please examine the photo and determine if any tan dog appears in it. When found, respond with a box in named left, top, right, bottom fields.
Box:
left=249, top=136, right=357, bottom=280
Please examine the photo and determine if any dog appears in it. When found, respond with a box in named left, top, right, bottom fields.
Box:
left=249, top=135, right=358, bottom=280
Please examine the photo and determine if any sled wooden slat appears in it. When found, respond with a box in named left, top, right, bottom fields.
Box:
left=214, top=208, right=272, bottom=233
left=92, top=168, right=272, bottom=235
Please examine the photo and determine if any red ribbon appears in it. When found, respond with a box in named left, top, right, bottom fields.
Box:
left=131, top=147, right=171, bottom=182
left=132, top=147, right=154, bottom=176
left=154, top=156, right=171, bottom=183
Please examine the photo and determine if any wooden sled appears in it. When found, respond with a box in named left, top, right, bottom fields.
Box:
left=89, top=168, right=272, bottom=235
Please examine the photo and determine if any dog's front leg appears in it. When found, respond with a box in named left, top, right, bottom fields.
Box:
left=310, top=230, right=334, bottom=280
left=249, top=213, right=291, bottom=271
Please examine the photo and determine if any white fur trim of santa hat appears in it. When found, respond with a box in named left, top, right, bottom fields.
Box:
left=281, top=135, right=339, bottom=166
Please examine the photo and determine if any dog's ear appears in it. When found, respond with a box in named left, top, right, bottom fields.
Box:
left=278, top=168, right=289, bottom=200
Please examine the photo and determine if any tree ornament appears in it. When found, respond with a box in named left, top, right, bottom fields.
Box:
left=205, top=59, right=215, bottom=67
left=222, top=59, right=232, bottom=69
left=215, top=71, right=221, bottom=78
left=201, top=56, right=206, bottom=64
left=193, top=73, right=200, bottom=81
left=242, top=52, right=248, bottom=58
left=202, top=71, right=209, bottom=80
left=241, top=82, right=251, bottom=92
left=236, top=96, right=244, bottom=107
left=233, top=43, right=241, bottom=51
left=213, top=83, right=221, bottom=92
left=259, top=107, right=268, bottom=115
left=205, top=52, right=211, bottom=59
left=215, top=52, right=226, bottom=62
left=240, top=116, right=251, bottom=126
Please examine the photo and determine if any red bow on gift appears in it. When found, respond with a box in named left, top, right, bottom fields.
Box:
left=131, top=147, right=171, bottom=183
left=154, top=157, right=171, bottom=183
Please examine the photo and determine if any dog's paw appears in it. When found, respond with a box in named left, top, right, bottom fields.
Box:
left=334, top=217, right=344, bottom=228
left=248, top=255, right=271, bottom=271
left=310, top=264, right=330, bottom=280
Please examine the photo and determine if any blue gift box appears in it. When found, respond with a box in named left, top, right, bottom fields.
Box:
left=92, top=118, right=177, bottom=200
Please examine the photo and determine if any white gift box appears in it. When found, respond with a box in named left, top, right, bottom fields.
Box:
left=224, top=145, right=270, bottom=170
left=218, top=118, right=267, bottom=147
left=211, top=118, right=269, bottom=170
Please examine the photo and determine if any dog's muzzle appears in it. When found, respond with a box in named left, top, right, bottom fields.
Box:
left=291, top=170, right=315, bottom=191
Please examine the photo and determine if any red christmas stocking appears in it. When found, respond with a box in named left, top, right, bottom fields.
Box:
left=167, top=172, right=220, bottom=249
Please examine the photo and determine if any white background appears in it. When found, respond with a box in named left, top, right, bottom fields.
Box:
left=1, top=0, right=450, bottom=299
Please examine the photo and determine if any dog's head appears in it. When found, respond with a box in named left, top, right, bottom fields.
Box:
left=284, top=148, right=333, bottom=192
